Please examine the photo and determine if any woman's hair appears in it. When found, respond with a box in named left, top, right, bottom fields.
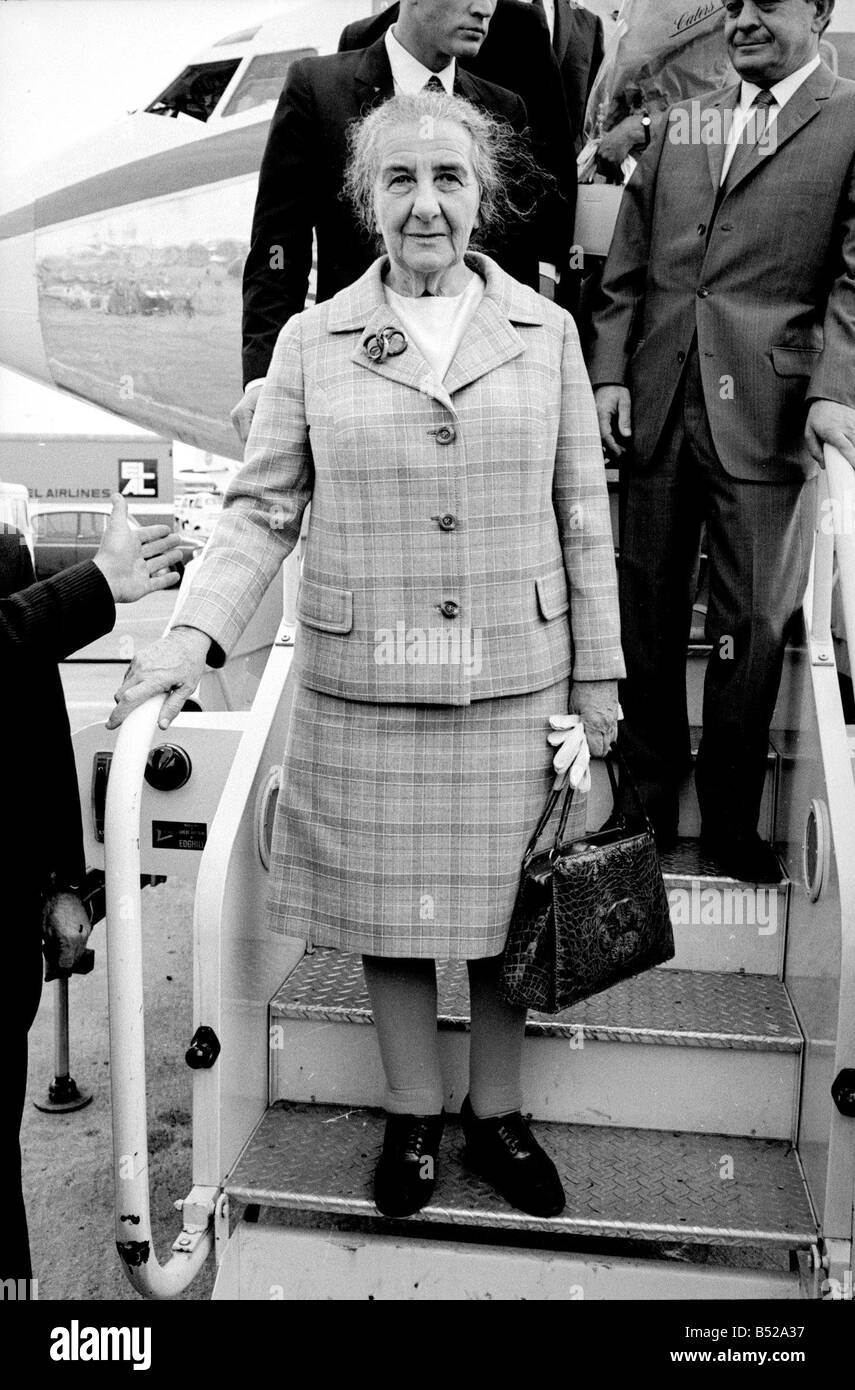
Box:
left=344, top=90, right=544, bottom=248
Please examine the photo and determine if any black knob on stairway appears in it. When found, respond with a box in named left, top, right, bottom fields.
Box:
left=185, top=1025, right=221, bottom=1070
left=831, top=1068, right=855, bottom=1117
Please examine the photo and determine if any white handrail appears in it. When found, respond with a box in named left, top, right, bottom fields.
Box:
left=825, top=444, right=855, bottom=658
left=104, top=694, right=212, bottom=1298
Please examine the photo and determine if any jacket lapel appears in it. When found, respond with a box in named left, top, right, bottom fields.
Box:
left=722, top=66, right=831, bottom=201
left=354, top=35, right=395, bottom=104
left=551, top=1, right=573, bottom=66
left=706, top=64, right=834, bottom=200
left=705, top=85, right=738, bottom=193
left=329, top=253, right=543, bottom=405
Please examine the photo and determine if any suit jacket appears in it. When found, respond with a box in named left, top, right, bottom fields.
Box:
left=552, top=1, right=604, bottom=152
left=183, top=253, right=624, bottom=705
left=338, top=2, right=577, bottom=286
left=1, top=542, right=115, bottom=894
left=242, top=35, right=558, bottom=386
left=588, top=64, right=855, bottom=482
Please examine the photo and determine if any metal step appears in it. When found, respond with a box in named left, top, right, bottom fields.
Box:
left=270, top=951, right=802, bottom=1136
left=226, top=1101, right=816, bottom=1250
left=660, top=838, right=788, bottom=975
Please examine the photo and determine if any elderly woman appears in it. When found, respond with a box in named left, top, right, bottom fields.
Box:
left=109, top=92, right=624, bottom=1221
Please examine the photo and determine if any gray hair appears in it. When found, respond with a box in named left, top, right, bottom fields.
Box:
left=344, top=90, right=542, bottom=247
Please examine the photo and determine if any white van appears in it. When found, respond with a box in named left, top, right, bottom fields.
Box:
left=0, top=478, right=34, bottom=566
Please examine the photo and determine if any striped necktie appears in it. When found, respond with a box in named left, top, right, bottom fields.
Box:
left=720, top=89, right=777, bottom=197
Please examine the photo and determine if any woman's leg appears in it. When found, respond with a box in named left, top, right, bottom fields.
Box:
left=466, top=954, right=527, bottom=1118
left=362, top=955, right=444, bottom=1115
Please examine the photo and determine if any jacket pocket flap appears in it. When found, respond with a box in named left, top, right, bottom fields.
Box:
left=535, top=569, right=570, bottom=621
left=296, top=578, right=353, bottom=634
left=771, top=346, right=821, bottom=377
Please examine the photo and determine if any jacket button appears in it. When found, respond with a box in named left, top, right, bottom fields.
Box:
left=432, top=425, right=456, bottom=445
left=438, top=513, right=457, bottom=531
left=440, top=600, right=459, bottom=619
left=697, top=223, right=706, bottom=236
left=697, top=287, right=710, bottom=298
left=677, top=350, right=686, bottom=364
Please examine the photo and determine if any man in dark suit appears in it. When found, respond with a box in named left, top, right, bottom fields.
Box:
left=589, top=0, right=855, bottom=881
left=234, top=0, right=575, bottom=443
left=0, top=498, right=182, bottom=1289
left=528, top=1, right=605, bottom=153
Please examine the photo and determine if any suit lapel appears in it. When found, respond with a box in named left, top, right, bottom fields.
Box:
left=722, top=72, right=829, bottom=201
left=705, top=86, right=738, bottom=193
left=354, top=35, right=395, bottom=104
left=551, top=1, right=573, bottom=67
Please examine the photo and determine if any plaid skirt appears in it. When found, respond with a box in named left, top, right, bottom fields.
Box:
left=264, top=675, right=583, bottom=958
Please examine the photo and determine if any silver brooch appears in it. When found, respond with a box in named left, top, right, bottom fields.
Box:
left=364, top=326, right=408, bottom=362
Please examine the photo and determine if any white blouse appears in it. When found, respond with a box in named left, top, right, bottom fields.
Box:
left=384, top=271, right=485, bottom=383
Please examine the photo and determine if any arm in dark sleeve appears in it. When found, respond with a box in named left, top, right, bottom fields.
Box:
left=586, top=121, right=667, bottom=385
left=0, top=558, right=115, bottom=661
left=241, top=59, right=319, bottom=386
left=518, top=21, right=577, bottom=273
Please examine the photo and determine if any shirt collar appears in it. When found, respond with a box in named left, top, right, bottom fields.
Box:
left=739, top=53, right=822, bottom=111
left=385, top=25, right=456, bottom=94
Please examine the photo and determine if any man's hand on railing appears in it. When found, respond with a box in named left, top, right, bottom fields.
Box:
left=805, top=400, right=855, bottom=470
left=107, top=626, right=211, bottom=731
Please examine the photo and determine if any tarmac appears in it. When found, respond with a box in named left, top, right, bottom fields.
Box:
left=22, top=877, right=214, bottom=1301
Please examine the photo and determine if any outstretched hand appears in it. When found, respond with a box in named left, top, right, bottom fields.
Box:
left=93, top=494, right=184, bottom=603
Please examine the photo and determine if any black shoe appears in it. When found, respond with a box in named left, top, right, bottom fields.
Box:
left=700, top=829, right=782, bottom=884
left=373, top=1111, right=445, bottom=1218
left=460, top=1095, right=565, bottom=1218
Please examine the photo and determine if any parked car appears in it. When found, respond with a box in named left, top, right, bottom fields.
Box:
left=175, top=489, right=223, bottom=538
left=30, top=502, right=202, bottom=581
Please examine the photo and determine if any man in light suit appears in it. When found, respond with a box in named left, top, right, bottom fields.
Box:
left=234, top=0, right=571, bottom=443
left=589, top=0, right=855, bottom=881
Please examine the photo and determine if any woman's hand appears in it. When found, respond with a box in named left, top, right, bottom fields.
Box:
left=570, top=679, right=622, bottom=757
left=548, top=714, right=591, bottom=792
left=107, top=626, right=211, bottom=731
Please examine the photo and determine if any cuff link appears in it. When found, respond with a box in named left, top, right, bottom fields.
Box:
left=363, top=326, right=408, bottom=362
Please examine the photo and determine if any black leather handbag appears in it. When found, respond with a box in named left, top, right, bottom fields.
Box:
left=499, top=752, right=675, bottom=1013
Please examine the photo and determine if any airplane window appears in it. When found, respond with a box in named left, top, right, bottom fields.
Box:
left=220, top=50, right=317, bottom=118
left=145, top=59, right=241, bottom=123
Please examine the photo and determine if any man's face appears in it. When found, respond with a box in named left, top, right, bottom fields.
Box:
left=404, top=0, right=497, bottom=65
left=724, top=0, right=832, bottom=84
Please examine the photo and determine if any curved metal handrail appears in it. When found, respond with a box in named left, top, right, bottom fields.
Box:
left=104, top=694, right=212, bottom=1298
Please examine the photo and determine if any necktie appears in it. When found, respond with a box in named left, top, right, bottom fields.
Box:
left=423, top=75, right=445, bottom=93
left=720, top=89, right=777, bottom=198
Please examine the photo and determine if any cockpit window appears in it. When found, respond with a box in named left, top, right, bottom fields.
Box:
left=145, top=59, right=241, bottom=122
left=220, top=50, right=317, bottom=118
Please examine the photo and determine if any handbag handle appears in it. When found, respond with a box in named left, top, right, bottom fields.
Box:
left=522, top=747, right=652, bottom=868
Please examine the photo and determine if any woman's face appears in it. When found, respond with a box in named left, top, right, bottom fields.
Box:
left=373, top=119, right=481, bottom=278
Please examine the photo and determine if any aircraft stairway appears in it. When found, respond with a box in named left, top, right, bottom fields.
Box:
left=216, top=716, right=820, bottom=1300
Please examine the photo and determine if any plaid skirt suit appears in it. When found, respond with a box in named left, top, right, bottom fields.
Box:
left=178, top=253, right=625, bottom=959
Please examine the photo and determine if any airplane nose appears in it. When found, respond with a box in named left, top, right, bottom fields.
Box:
left=0, top=199, right=54, bottom=387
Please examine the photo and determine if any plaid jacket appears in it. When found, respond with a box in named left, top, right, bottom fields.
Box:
left=179, top=253, right=624, bottom=704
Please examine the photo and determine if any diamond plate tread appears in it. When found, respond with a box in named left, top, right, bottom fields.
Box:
left=659, top=837, right=786, bottom=883
left=271, top=952, right=801, bottom=1052
left=226, top=1102, right=816, bottom=1247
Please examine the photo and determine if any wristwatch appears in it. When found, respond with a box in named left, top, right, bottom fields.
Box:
left=640, top=110, right=652, bottom=147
